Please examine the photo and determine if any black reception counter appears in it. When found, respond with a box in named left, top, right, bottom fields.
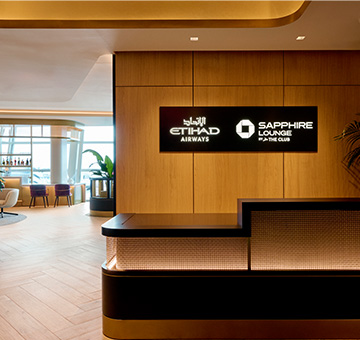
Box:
left=101, top=199, right=360, bottom=340
left=101, top=212, right=247, bottom=237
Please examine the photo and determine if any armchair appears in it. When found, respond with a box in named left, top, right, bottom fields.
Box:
left=0, top=188, right=19, bottom=217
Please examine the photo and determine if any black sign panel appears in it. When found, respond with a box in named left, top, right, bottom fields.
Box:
left=160, top=106, right=318, bottom=152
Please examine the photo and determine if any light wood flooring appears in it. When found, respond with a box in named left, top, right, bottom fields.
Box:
left=0, top=203, right=112, bottom=340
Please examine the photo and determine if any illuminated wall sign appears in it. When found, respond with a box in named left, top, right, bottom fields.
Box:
left=160, top=106, right=318, bottom=152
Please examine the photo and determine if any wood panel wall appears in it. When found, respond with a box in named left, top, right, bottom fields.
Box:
left=115, top=51, right=360, bottom=214
left=115, top=52, right=193, bottom=213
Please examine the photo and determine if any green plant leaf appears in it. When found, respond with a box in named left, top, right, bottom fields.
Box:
left=89, top=169, right=103, bottom=177
left=83, top=149, right=104, bottom=163
left=104, top=156, right=113, bottom=178
left=0, top=177, right=5, bottom=191
left=83, top=149, right=113, bottom=178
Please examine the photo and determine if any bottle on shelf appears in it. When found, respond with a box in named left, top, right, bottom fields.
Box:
left=0, top=156, right=32, bottom=167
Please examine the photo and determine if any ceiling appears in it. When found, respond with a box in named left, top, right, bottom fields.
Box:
left=0, top=1, right=359, bottom=126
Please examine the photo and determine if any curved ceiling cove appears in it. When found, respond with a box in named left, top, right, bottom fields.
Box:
left=0, top=1, right=309, bottom=28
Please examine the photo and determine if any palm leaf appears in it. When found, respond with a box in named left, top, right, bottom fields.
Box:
left=336, top=121, right=360, bottom=149
left=341, top=160, right=360, bottom=192
left=343, top=147, right=360, bottom=168
left=335, top=119, right=360, bottom=168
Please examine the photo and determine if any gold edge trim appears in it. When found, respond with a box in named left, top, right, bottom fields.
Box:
left=90, top=210, right=114, bottom=217
left=0, top=2, right=311, bottom=29
left=0, top=109, right=112, bottom=116
left=0, top=118, right=84, bottom=127
left=103, top=316, right=360, bottom=339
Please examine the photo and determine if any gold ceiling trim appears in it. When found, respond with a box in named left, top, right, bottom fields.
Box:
left=0, top=117, right=84, bottom=127
left=0, top=1, right=310, bottom=29
left=0, top=109, right=112, bottom=116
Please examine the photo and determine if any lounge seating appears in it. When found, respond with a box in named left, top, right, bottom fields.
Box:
left=0, top=188, right=19, bottom=217
left=54, top=184, right=72, bottom=207
left=29, top=184, right=49, bottom=208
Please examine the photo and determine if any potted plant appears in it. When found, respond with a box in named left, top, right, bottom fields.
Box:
left=82, top=149, right=114, bottom=179
left=82, top=149, right=114, bottom=216
left=0, top=170, right=5, bottom=192
left=0, top=176, right=5, bottom=192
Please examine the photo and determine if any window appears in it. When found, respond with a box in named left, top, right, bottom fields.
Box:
left=0, top=122, right=84, bottom=184
left=81, top=126, right=114, bottom=200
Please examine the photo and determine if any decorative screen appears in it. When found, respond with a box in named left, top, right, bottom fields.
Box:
left=251, top=210, right=360, bottom=270
left=106, top=237, right=248, bottom=271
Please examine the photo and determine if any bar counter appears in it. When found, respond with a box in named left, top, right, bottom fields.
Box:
left=102, top=200, right=360, bottom=339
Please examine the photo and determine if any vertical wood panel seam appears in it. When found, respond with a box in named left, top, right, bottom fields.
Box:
left=283, top=51, right=285, bottom=199
left=113, top=53, right=117, bottom=214
left=192, top=51, right=195, bottom=213
left=192, top=52, right=195, bottom=106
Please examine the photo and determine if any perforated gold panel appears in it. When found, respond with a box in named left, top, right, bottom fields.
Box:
left=106, top=237, right=118, bottom=270
left=251, top=210, right=360, bottom=270
left=110, top=237, right=248, bottom=271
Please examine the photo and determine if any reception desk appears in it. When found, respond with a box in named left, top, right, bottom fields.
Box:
left=102, top=199, right=360, bottom=339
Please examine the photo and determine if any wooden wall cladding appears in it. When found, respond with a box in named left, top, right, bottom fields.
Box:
left=115, top=87, right=193, bottom=213
left=115, top=52, right=192, bottom=86
left=194, top=51, right=283, bottom=86
left=284, top=86, right=360, bottom=198
left=284, top=51, right=360, bottom=85
left=193, top=86, right=284, bottom=213
left=114, top=51, right=360, bottom=214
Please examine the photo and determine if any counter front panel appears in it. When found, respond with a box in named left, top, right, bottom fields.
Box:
left=251, top=208, right=360, bottom=270
left=108, top=236, right=248, bottom=271
left=103, top=213, right=248, bottom=271
left=102, top=201, right=360, bottom=339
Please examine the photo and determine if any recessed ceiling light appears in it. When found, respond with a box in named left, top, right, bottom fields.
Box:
left=296, top=36, right=306, bottom=41
left=190, top=36, right=199, bottom=42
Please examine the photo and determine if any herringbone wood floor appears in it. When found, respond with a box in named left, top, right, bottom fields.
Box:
left=0, top=203, right=112, bottom=340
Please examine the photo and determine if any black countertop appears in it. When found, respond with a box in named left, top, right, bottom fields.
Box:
left=101, top=213, right=248, bottom=237
left=102, top=199, right=360, bottom=238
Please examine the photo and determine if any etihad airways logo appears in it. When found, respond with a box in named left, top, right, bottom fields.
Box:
left=170, top=116, right=220, bottom=143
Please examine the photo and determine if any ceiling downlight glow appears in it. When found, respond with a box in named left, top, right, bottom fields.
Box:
left=190, top=36, right=199, bottom=42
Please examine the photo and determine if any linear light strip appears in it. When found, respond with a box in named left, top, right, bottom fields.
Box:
left=0, top=109, right=112, bottom=116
